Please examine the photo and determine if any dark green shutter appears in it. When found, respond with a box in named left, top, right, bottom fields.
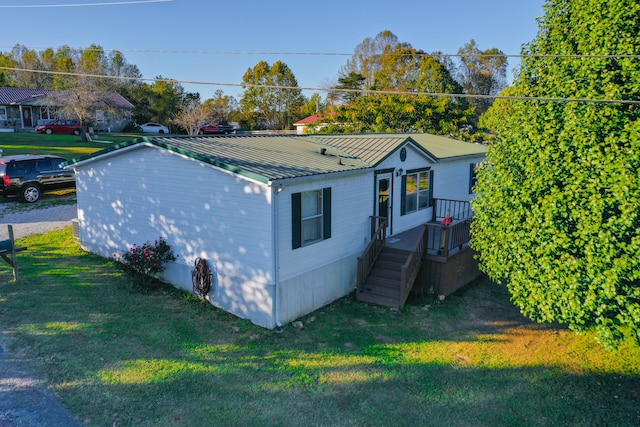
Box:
left=469, top=163, right=474, bottom=194
left=291, top=193, right=301, bottom=249
left=429, top=169, right=434, bottom=207
left=400, top=175, right=407, bottom=215
left=323, top=187, right=331, bottom=240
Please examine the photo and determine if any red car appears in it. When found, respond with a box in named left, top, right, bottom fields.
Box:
left=196, top=122, right=234, bottom=135
left=36, top=120, right=81, bottom=135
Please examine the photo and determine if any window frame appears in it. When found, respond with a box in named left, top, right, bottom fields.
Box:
left=401, top=168, right=433, bottom=216
left=0, top=106, right=7, bottom=121
left=292, top=187, right=332, bottom=249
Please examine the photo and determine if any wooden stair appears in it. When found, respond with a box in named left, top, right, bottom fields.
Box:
left=357, top=247, right=408, bottom=309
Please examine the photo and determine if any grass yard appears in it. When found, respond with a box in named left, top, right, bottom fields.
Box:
left=0, top=228, right=638, bottom=426
left=0, top=132, right=138, bottom=159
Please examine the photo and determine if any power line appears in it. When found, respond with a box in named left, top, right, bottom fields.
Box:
left=2, top=67, right=638, bottom=106
left=1, top=45, right=639, bottom=60
left=0, top=0, right=171, bottom=8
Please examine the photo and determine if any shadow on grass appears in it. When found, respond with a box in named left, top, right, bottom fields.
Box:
left=1, top=228, right=639, bottom=426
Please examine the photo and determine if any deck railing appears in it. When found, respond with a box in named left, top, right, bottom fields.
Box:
left=399, top=224, right=427, bottom=308
left=432, top=199, right=473, bottom=222
left=356, top=216, right=387, bottom=295
left=425, top=219, right=472, bottom=258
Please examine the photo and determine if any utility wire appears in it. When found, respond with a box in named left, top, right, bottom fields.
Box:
left=1, top=44, right=639, bottom=59
left=2, top=67, right=638, bottom=105
left=0, top=0, right=171, bottom=8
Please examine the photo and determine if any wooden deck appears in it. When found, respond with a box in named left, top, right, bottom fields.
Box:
left=357, top=199, right=480, bottom=307
left=387, top=220, right=470, bottom=260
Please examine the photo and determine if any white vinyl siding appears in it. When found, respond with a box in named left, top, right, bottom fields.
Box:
left=74, top=146, right=275, bottom=326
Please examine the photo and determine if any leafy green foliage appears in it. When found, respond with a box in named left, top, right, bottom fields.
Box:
left=239, top=60, right=306, bottom=130
left=455, top=39, right=507, bottom=118
left=325, top=30, right=475, bottom=135
left=114, top=237, right=176, bottom=288
left=319, top=93, right=472, bottom=135
left=472, top=0, right=640, bottom=348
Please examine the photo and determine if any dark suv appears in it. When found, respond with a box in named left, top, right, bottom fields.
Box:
left=0, top=155, right=75, bottom=203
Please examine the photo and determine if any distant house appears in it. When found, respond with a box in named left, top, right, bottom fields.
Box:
left=0, top=87, right=133, bottom=132
left=68, top=133, right=486, bottom=328
left=293, top=113, right=337, bottom=134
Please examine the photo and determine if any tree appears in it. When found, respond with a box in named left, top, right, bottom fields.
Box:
left=239, top=60, right=306, bottom=130
left=330, top=72, right=366, bottom=105
left=325, top=93, right=472, bottom=134
left=301, top=92, right=325, bottom=117
left=48, top=88, right=128, bottom=140
left=455, top=39, right=507, bottom=118
left=172, top=98, right=210, bottom=135
left=340, top=30, right=400, bottom=89
left=471, top=0, right=640, bottom=348
left=202, top=89, right=238, bottom=124
left=0, top=52, right=16, bottom=87
left=325, top=32, right=470, bottom=135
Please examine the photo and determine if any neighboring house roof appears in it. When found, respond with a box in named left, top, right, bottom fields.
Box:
left=293, top=113, right=338, bottom=126
left=0, top=87, right=133, bottom=109
left=293, top=114, right=325, bottom=126
left=69, top=133, right=486, bottom=184
left=0, top=88, right=49, bottom=105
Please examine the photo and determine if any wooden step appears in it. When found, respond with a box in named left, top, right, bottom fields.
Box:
left=374, top=258, right=404, bottom=271
left=378, top=248, right=408, bottom=262
left=356, top=246, right=409, bottom=309
left=356, top=291, right=400, bottom=309
left=370, top=266, right=401, bottom=281
left=363, top=285, right=398, bottom=298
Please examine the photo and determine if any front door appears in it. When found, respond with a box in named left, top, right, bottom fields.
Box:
left=376, top=173, right=393, bottom=236
left=22, top=107, right=33, bottom=127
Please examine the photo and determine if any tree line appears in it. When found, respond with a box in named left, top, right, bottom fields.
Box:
left=0, top=32, right=507, bottom=137
left=2, top=1, right=638, bottom=350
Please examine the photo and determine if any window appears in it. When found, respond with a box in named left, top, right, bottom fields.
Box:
left=0, top=106, right=7, bottom=121
left=401, top=168, right=433, bottom=215
left=469, top=162, right=481, bottom=194
left=35, top=159, right=53, bottom=172
left=292, top=188, right=331, bottom=249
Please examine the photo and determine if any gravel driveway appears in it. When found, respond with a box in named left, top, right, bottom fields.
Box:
left=0, top=202, right=77, bottom=239
left=0, top=199, right=84, bottom=426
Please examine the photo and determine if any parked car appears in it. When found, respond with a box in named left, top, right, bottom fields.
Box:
left=0, top=155, right=75, bottom=203
left=138, top=122, right=169, bottom=133
left=196, top=122, right=234, bottom=135
left=35, top=119, right=81, bottom=135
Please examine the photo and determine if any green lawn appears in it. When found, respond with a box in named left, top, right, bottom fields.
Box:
left=1, top=228, right=638, bottom=426
left=0, top=131, right=138, bottom=159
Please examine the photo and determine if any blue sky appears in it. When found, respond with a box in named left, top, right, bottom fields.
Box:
left=1, top=0, right=546, bottom=101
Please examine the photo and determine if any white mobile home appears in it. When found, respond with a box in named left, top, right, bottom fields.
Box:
left=69, top=133, right=486, bottom=328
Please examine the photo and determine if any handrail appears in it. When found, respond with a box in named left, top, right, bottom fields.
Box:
left=432, top=199, right=473, bottom=222
left=356, top=216, right=387, bottom=296
left=424, top=219, right=471, bottom=258
left=398, top=224, right=427, bottom=309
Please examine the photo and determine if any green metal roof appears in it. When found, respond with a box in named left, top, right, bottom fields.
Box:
left=405, top=133, right=487, bottom=160
left=69, top=133, right=486, bottom=184
left=312, top=133, right=487, bottom=165
left=71, top=135, right=370, bottom=184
